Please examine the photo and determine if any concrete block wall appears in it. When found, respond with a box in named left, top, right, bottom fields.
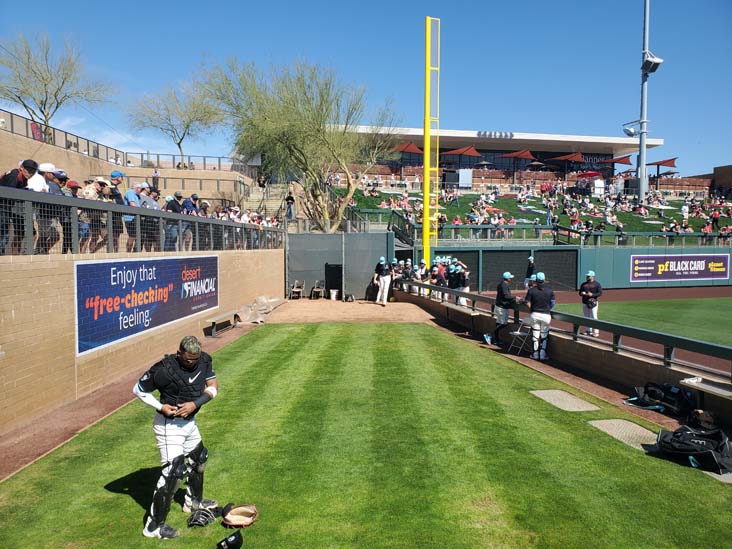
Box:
left=0, top=250, right=284, bottom=434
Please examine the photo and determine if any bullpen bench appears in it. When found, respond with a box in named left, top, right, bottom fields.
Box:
left=204, top=310, right=242, bottom=337
left=680, top=377, right=732, bottom=409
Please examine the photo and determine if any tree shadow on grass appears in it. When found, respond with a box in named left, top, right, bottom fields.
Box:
left=104, top=467, right=160, bottom=511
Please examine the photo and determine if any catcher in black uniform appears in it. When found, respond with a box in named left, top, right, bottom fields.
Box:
left=133, top=335, right=219, bottom=539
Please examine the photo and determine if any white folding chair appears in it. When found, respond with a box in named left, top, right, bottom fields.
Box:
left=507, top=319, right=532, bottom=356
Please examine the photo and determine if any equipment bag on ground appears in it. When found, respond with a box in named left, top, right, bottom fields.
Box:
left=625, top=382, right=696, bottom=417
left=365, top=281, right=378, bottom=302
left=655, top=425, right=732, bottom=475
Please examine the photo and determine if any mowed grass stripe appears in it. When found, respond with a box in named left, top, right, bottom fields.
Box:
left=208, top=323, right=334, bottom=446
left=400, top=325, right=537, bottom=548
left=222, top=323, right=359, bottom=546
left=367, top=324, right=447, bottom=547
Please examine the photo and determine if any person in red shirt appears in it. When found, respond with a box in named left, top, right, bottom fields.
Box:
left=711, top=209, right=721, bottom=230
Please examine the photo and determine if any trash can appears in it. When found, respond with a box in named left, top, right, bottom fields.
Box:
left=330, top=289, right=339, bottom=301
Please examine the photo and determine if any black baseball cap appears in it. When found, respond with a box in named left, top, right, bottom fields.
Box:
left=21, top=159, right=38, bottom=172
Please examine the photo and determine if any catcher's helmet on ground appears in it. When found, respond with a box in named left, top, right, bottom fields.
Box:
left=187, top=507, right=217, bottom=527
left=221, top=503, right=258, bottom=528
left=216, top=530, right=243, bottom=549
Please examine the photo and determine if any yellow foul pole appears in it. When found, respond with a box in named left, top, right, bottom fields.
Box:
left=422, top=16, right=440, bottom=265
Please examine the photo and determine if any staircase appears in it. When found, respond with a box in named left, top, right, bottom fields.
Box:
left=239, top=185, right=286, bottom=217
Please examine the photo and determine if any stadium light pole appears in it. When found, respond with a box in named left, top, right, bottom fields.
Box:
left=636, top=0, right=663, bottom=201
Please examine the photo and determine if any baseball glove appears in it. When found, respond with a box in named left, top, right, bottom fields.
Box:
left=187, top=507, right=217, bottom=528
left=221, top=503, right=258, bottom=528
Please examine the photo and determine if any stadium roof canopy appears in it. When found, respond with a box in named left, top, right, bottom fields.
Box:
left=355, top=126, right=664, bottom=156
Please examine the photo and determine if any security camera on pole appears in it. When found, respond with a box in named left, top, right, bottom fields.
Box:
left=635, top=0, right=663, bottom=202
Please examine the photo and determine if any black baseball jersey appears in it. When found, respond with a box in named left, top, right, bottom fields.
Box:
left=374, top=263, right=392, bottom=277
left=430, top=271, right=447, bottom=287
left=525, top=284, right=555, bottom=313
left=578, top=280, right=603, bottom=304
left=137, top=353, right=216, bottom=417
left=496, top=280, right=516, bottom=308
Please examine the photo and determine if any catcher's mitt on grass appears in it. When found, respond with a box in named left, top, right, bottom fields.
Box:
left=221, top=503, right=258, bottom=528
left=187, top=507, right=218, bottom=528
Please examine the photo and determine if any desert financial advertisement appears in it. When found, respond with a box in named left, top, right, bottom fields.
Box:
left=75, top=256, right=218, bottom=354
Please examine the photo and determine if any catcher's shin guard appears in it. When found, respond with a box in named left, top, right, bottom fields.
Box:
left=148, top=455, right=187, bottom=527
left=185, top=442, right=211, bottom=510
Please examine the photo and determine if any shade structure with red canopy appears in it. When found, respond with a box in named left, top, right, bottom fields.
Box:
left=440, top=145, right=482, bottom=157
left=598, top=154, right=633, bottom=166
left=546, top=151, right=584, bottom=163
left=545, top=151, right=584, bottom=180
left=646, top=157, right=678, bottom=189
left=392, top=142, right=424, bottom=178
left=496, top=150, right=536, bottom=184
left=392, top=141, right=423, bottom=154
left=440, top=145, right=483, bottom=169
left=497, top=149, right=537, bottom=161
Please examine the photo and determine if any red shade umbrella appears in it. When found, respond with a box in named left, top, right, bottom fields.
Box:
left=577, top=171, right=601, bottom=179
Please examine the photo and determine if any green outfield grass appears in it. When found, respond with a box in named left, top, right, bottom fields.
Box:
left=2, top=323, right=732, bottom=547
left=555, top=297, right=732, bottom=346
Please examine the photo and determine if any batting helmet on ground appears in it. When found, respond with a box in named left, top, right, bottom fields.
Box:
left=216, top=530, right=243, bottom=549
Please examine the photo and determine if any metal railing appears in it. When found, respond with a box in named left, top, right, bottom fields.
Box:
left=396, top=280, right=732, bottom=379
left=386, top=210, right=555, bottom=245
left=124, top=152, right=250, bottom=174
left=382, top=213, right=732, bottom=248
left=554, top=225, right=732, bottom=248
left=1, top=107, right=125, bottom=167
left=0, top=107, right=255, bottom=177
left=0, top=187, right=284, bottom=256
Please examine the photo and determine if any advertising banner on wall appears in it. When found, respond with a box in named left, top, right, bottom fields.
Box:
left=630, top=254, right=729, bottom=283
left=75, top=256, right=219, bottom=355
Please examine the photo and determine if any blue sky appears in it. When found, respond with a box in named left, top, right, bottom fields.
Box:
left=2, top=0, right=730, bottom=175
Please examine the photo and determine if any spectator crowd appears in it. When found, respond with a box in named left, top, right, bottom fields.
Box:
left=0, top=159, right=280, bottom=256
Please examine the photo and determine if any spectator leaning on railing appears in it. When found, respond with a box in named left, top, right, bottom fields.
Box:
left=36, top=163, right=61, bottom=254
left=123, top=182, right=142, bottom=252
left=0, top=160, right=39, bottom=255
left=52, top=170, right=74, bottom=253
left=163, top=191, right=184, bottom=251
left=107, top=170, right=126, bottom=252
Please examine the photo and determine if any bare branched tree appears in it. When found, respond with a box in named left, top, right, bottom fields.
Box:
left=0, top=34, right=110, bottom=139
left=208, top=60, right=397, bottom=232
left=128, top=83, right=222, bottom=161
